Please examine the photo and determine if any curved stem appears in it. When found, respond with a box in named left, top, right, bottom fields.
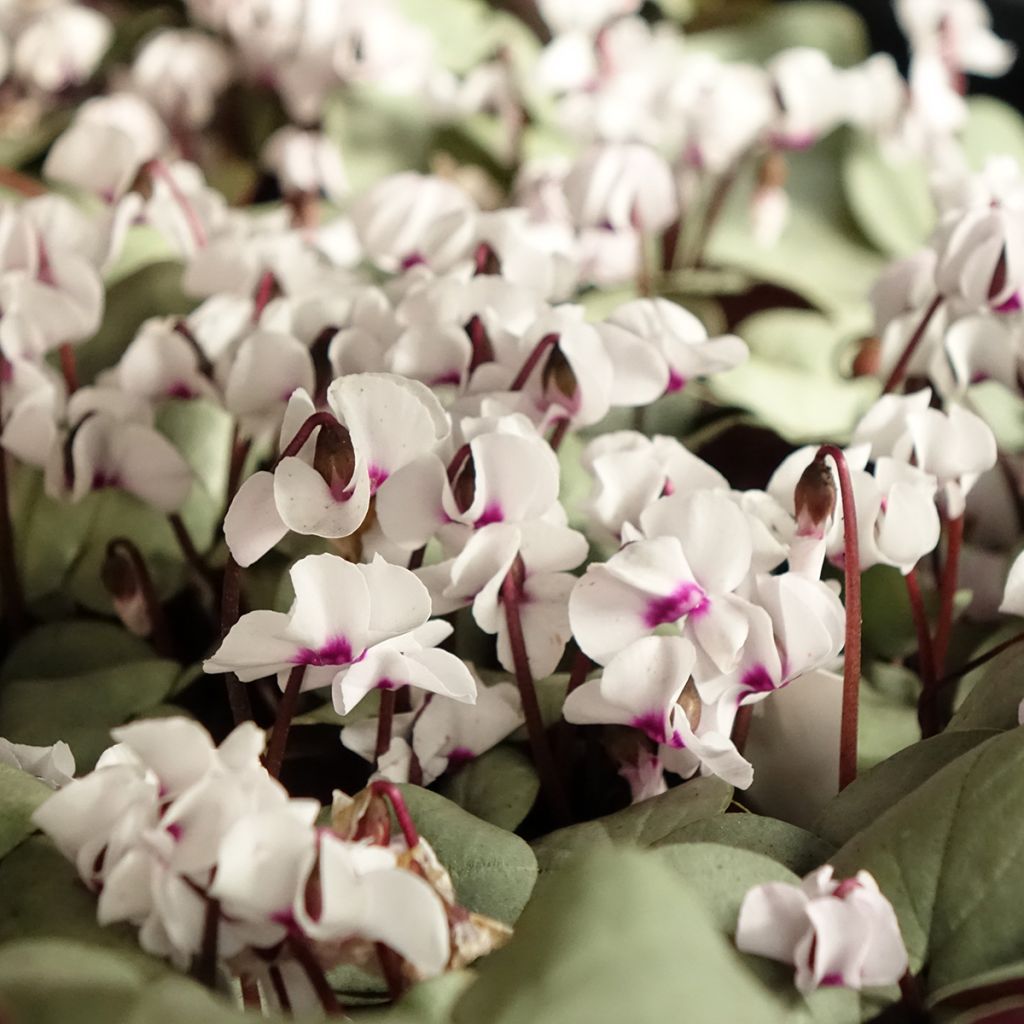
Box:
left=509, top=333, right=559, bottom=391
left=276, top=412, right=341, bottom=466
left=686, top=167, right=739, bottom=269
left=817, top=445, right=861, bottom=791
left=168, top=513, right=217, bottom=589
left=191, top=896, right=220, bottom=989
left=501, top=560, right=570, bottom=822
left=265, top=665, right=305, bottom=779
left=369, top=780, right=420, bottom=848
left=936, top=629, right=1024, bottom=691
left=881, top=295, right=942, bottom=394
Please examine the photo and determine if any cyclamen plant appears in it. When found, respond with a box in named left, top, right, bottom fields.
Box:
left=3, top=0, right=1024, bottom=1022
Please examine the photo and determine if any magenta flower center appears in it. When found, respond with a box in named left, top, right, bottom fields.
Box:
left=644, top=582, right=709, bottom=627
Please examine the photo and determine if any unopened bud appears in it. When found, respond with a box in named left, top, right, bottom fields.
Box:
left=313, top=424, right=356, bottom=499
left=542, top=346, right=578, bottom=403
left=677, top=679, right=702, bottom=731
left=850, top=336, right=881, bottom=378
left=758, top=150, right=789, bottom=191
left=794, top=458, right=836, bottom=539
left=101, top=547, right=151, bottom=637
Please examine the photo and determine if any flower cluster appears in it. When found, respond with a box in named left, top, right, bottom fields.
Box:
left=31, top=717, right=506, bottom=1010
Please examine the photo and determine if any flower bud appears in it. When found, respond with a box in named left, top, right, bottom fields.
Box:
left=313, top=424, right=356, bottom=500
left=101, top=546, right=151, bottom=637
left=794, top=458, right=836, bottom=539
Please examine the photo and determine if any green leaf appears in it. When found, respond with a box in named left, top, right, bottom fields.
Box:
left=655, top=843, right=861, bottom=1021
left=324, top=86, right=435, bottom=195
left=814, top=729, right=999, bottom=847
left=452, top=848, right=787, bottom=1024
left=861, top=564, right=920, bottom=661
left=708, top=309, right=879, bottom=443
left=962, top=97, right=1024, bottom=170
left=395, top=785, right=538, bottom=924
left=105, top=226, right=176, bottom=287
left=0, top=660, right=179, bottom=771
left=0, top=939, right=147, bottom=1024
left=0, top=763, right=52, bottom=859
left=656, top=813, right=835, bottom=876
left=1, top=621, right=153, bottom=683
left=531, top=776, right=732, bottom=872
left=842, top=130, right=934, bottom=257
left=705, top=135, right=885, bottom=323
left=0, top=838, right=168, bottom=974
left=948, top=637, right=1024, bottom=732
left=689, top=1, right=868, bottom=66
left=966, top=381, right=1024, bottom=452
left=857, top=666, right=922, bottom=773
left=350, top=971, right=474, bottom=1023
left=438, top=746, right=539, bottom=831
left=831, top=729, right=1024, bottom=992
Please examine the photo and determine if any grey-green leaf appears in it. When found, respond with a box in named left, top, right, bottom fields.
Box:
left=437, top=746, right=539, bottom=831
left=532, top=776, right=732, bottom=872
left=453, top=847, right=789, bottom=1024
left=395, top=784, right=538, bottom=924
left=0, top=763, right=52, bottom=859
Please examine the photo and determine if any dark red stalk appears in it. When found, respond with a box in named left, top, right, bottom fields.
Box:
left=905, top=567, right=938, bottom=716
left=731, top=705, right=753, bottom=755
left=501, top=558, right=570, bottom=822
left=220, top=556, right=253, bottom=725
left=240, top=975, right=261, bottom=1010
left=687, top=167, right=739, bottom=269
left=191, top=896, right=220, bottom=989
left=375, top=943, right=406, bottom=1000
left=931, top=514, right=964, bottom=675
left=881, top=296, right=942, bottom=394
left=509, top=333, right=559, bottom=391
left=548, top=418, right=570, bottom=452
left=58, top=343, right=79, bottom=394
left=936, top=629, right=1024, bottom=691
left=276, top=412, right=341, bottom=466
left=264, top=664, right=306, bottom=779
left=269, top=966, right=292, bottom=1011
left=168, top=512, right=217, bottom=590
left=374, top=689, right=396, bottom=764
left=286, top=934, right=344, bottom=1016
left=817, top=445, right=861, bottom=791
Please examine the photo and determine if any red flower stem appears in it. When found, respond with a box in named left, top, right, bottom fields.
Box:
left=58, top=343, right=79, bottom=394
left=687, top=166, right=739, bottom=269
left=548, top=418, right=570, bottom=452
left=225, top=432, right=250, bottom=508
left=817, top=445, right=861, bottom=791
left=269, top=966, right=292, bottom=1011
left=921, top=513, right=965, bottom=737
left=509, top=333, right=559, bottom=391
left=369, top=780, right=421, bottom=848
left=168, top=512, right=217, bottom=589
left=191, top=896, right=220, bottom=989
left=935, top=629, right=1024, bottom=690
left=0, top=384, right=26, bottom=637
left=276, top=412, right=341, bottom=465
left=286, top=933, right=344, bottom=1016
left=406, top=546, right=425, bottom=571
left=145, top=159, right=207, bottom=250
left=252, top=270, right=277, bottom=322
left=240, top=975, right=261, bottom=1009
left=904, top=567, right=938, bottom=701
left=375, top=942, right=406, bottom=1000
left=264, top=664, right=306, bottom=779
left=932, top=514, right=963, bottom=674
left=375, top=689, right=396, bottom=764
left=881, top=295, right=942, bottom=394
left=501, top=561, right=571, bottom=822
left=220, top=555, right=252, bottom=725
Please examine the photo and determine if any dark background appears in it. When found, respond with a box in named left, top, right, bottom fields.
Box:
left=847, top=0, right=1024, bottom=107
